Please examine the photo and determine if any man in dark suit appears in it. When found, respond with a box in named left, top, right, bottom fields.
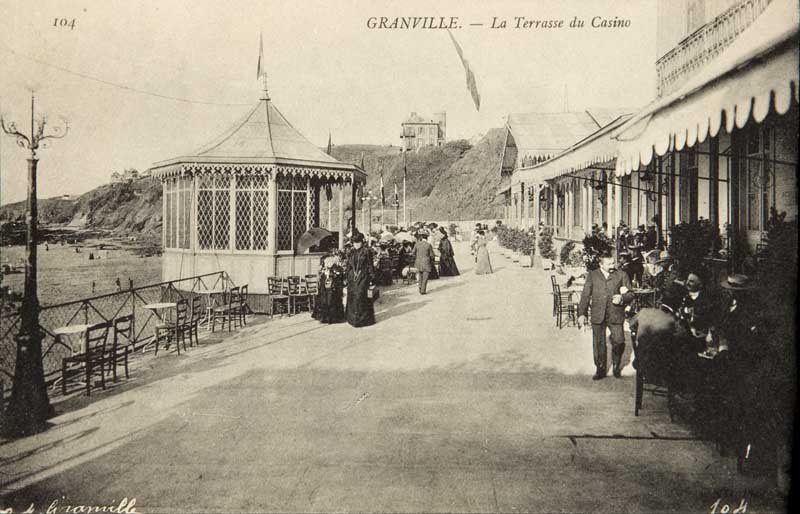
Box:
left=413, top=230, right=436, bottom=295
left=578, top=254, right=635, bottom=379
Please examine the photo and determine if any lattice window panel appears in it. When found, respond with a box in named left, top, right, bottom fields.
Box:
left=293, top=191, right=307, bottom=251
left=235, top=190, right=251, bottom=250
left=182, top=183, right=191, bottom=249
left=176, top=189, right=184, bottom=250
left=234, top=175, right=269, bottom=251
left=277, top=191, right=293, bottom=251
left=197, top=190, right=214, bottom=249
left=309, top=185, right=318, bottom=229
left=165, top=187, right=174, bottom=249
left=213, top=190, right=230, bottom=250
left=253, top=190, right=269, bottom=250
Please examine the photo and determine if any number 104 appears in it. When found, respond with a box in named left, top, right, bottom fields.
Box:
left=710, top=498, right=747, bottom=513
left=53, top=18, right=76, bottom=29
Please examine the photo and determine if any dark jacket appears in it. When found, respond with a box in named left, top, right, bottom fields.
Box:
left=579, top=269, right=634, bottom=325
left=413, top=239, right=435, bottom=272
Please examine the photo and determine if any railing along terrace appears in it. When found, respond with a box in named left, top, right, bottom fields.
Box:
left=656, top=0, right=771, bottom=97
left=0, top=271, right=231, bottom=393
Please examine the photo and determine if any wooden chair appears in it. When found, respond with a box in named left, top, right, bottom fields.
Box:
left=188, top=296, right=202, bottom=346
left=287, top=276, right=310, bottom=314
left=212, top=286, right=241, bottom=332
left=550, top=275, right=559, bottom=317
left=268, top=277, right=289, bottom=319
left=236, top=284, right=249, bottom=328
left=304, top=275, right=319, bottom=312
left=155, top=299, right=189, bottom=354
left=390, top=254, right=401, bottom=282
left=107, top=315, right=134, bottom=382
left=61, top=321, right=110, bottom=396
left=553, top=285, right=578, bottom=329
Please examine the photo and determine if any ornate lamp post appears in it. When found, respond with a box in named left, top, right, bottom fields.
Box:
left=1, top=92, right=68, bottom=436
left=360, top=190, right=378, bottom=235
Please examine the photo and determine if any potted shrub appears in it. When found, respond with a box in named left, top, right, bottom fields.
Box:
left=538, top=226, right=556, bottom=270
left=582, top=231, right=614, bottom=271
left=667, top=218, right=722, bottom=275
left=520, top=229, right=536, bottom=267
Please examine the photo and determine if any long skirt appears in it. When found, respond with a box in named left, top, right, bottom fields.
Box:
left=439, top=254, right=460, bottom=276
left=316, top=286, right=345, bottom=324
left=475, top=247, right=493, bottom=274
left=346, top=278, right=375, bottom=327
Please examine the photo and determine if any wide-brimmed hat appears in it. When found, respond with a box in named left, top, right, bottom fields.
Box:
left=643, top=249, right=659, bottom=261
left=654, top=250, right=673, bottom=264
left=720, top=274, right=756, bottom=291
left=417, top=228, right=429, bottom=237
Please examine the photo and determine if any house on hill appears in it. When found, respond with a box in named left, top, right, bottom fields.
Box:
left=400, top=111, right=446, bottom=151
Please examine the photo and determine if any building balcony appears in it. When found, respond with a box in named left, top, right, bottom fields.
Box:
left=656, top=0, right=771, bottom=97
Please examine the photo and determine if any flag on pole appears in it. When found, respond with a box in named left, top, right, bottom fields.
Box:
left=403, top=151, right=407, bottom=180
left=447, top=29, right=481, bottom=111
left=380, top=173, right=385, bottom=207
left=326, top=132, right=332, bottom=155
left=257, top=33, right=265, bottom=79
left=394, top=183, right=398, bottom=205
left=325, top=132, right=333, bottom=200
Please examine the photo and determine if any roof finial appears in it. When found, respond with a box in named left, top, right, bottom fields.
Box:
left=257, top=33, right=269, bottom=101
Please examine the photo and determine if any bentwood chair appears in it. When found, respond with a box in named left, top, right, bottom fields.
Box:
left=155, top=299, right=189, bottom=354
left=304, top=275, right=319, bottom=312
left=553, top=285, right=578, bottom=329
left=188, top=296, right=203, bottom=346
left=268, top=277, right=290, bottom=318
left=108, top=314, right=135, bottom=382
left=287, top=276, right=311, bottom=314
left=550, top=275, right=559, bottom=317
left=212, top=286, right=241, bottom=332
left=62, top=321, right=111, bottom=396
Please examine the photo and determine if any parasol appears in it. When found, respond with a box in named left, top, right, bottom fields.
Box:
left=296, top=227, right=334, bottom=253
left=394, top=231, right=415, bottom=243
left=380, top=232, right=395, bottom=243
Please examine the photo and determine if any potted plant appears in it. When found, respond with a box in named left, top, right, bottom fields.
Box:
left=581, top=231, right=614, bottom=271
left=667, top=218, right=722, bottom=275
left=520, top=229, right=536, bottom=267
left=538, top=226, right=556, bottom=270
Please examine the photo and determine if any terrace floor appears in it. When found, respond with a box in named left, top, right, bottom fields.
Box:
left=0, top=242, right=788, bottom=513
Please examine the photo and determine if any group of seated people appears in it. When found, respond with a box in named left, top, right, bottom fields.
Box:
left=634, top=255, right=770, bottom=453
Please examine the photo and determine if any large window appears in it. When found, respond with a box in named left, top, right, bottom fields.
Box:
left=680, top=148, right=699, bottom=222
left=277, top=176, right=310, bottom=251
left=742, top=123, right=773, bottom=231
left=198, top=175, right=231, bottom=250
left=163, top=177, right=191, bottom=250
left=235, top=175, right=269, bottom=251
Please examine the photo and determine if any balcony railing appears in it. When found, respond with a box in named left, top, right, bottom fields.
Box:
left=656, top=0, right=771, bottom=97
left=0, top=271, right=231, bottom=395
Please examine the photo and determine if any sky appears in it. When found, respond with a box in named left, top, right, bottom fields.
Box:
left=0, top=0, right=657, bottom=205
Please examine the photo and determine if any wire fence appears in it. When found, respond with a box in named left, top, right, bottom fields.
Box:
left=0, top=271, right=230, bottom=395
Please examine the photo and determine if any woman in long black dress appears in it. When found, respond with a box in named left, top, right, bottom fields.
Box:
left=316, top=254, right=345, bottom=324
left=345, top=232, right=376, bottom=327
left=437, top=227, right=460, bottom=276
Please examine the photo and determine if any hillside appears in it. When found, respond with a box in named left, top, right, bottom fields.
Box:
left=1, top=131, right=506, bottom=244
left=331, top=132, right=505, bottom=222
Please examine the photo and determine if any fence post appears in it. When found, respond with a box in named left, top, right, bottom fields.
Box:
left=83, top=302, right=89, bottom=326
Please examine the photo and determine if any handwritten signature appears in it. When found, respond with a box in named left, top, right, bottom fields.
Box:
left=1, top=497, right=137, bottom=514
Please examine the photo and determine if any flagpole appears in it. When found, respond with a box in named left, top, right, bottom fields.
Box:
left=402, top=151, right=407, bottom=227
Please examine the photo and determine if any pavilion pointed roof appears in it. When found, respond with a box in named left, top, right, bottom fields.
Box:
left=150, top=97, right=365, bottom=182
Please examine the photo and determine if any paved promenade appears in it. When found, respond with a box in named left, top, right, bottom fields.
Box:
left=0, top=243, right=783, bottom=513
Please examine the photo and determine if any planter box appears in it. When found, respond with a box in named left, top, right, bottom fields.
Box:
left=541, top=258, right=553, bottom=270
left=512, top=252, right=521, bottom=262
left=520, top=254, right=533, bottom=267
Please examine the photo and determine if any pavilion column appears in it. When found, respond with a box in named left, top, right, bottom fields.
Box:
left=614, top=176, right=623, bottom=234
left=268, top=172, right=278, bottom=254
left=606, top=180, right=614, bottom=237
left=521, top=183, right=527, bottom=229
left=351, top=181, right=358, bottom=232
left=565, top=187, right=572, bottom=238
left=338, top=183, right=345, bottom=249
left=583, top=183, right=591, bottom=235
left=532, top=184, right=540, bottom=228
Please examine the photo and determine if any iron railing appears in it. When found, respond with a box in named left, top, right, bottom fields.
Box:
left=0, top=271, right=231, bottom=393
left=656, top=0, right=771, bottom=97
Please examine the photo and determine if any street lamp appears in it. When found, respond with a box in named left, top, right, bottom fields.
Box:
left=1, top=91, right=68, bottom=437
left=360, top=190, right=379, bottom=235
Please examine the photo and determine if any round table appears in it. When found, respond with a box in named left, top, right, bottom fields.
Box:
left=53, top=324, right=91, bottom=354
left=195, top=290, right=226, bottom=330
left=142, top=303, right=177, bottom=352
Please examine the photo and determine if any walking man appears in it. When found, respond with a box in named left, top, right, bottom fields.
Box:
left=413, top=229, right=435, bottom=295
left=578, top=254, right=634, bottom=379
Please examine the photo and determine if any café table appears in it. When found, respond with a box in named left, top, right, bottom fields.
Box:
left=141, top=302, right=177, bottom=352
left=195, top=290, right=226, bottom=331
left=51, top=323, right=96, bottom=391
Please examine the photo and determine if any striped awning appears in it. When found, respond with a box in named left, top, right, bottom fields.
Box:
left=613, top=0, right=799, bottom=175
